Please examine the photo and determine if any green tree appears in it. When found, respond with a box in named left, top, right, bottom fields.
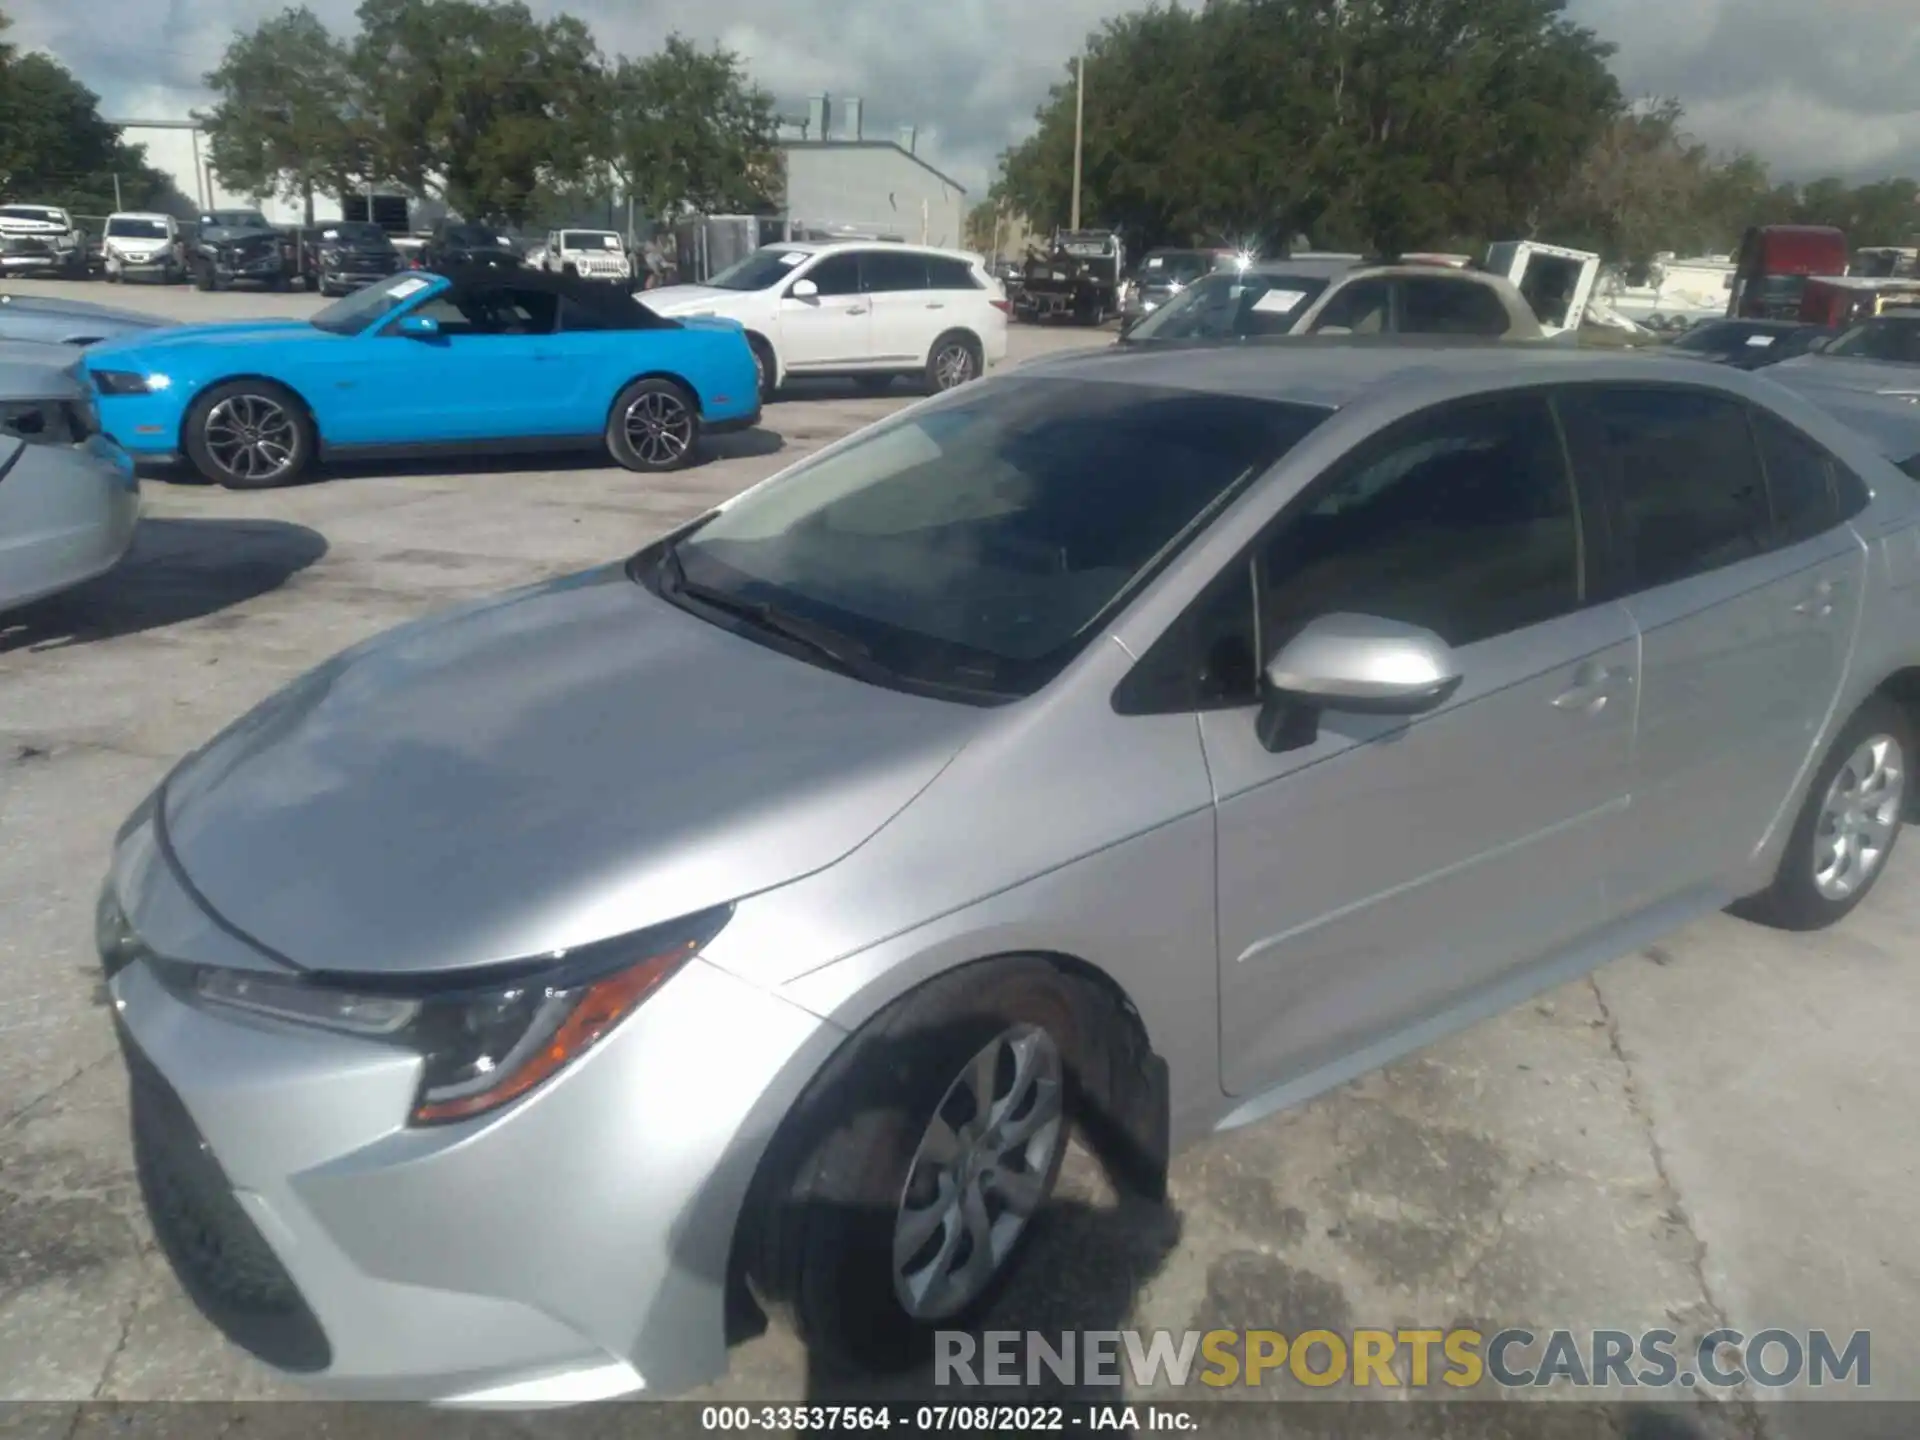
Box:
left=604, top=35, right=780, bottom=224
left=200, top=7, right=374, bottom=223
left=0, top=27, right=174, bottom=217
left=349, top=0, right=603, bottom=225
left=999, top=0, right=1620, bottom=255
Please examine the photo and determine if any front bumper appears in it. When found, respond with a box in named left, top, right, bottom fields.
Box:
left=97, top=392, right=189, bottom=460
left=211, top=252, right=287, bottom=281
left=102, top=827, right=841, bottom=1403
left=1, top=252, right=74, bottom=273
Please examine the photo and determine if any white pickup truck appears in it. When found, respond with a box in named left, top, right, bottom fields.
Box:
left=0, top=204, right=88, bottom=279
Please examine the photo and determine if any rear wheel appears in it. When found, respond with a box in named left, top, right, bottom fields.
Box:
left=925, top=331, right=981, bottom=394
left=606, top=377, right=700, bottom=473
left=184, top=381, right=314, bottom=490
left=1732, top=694, right=1911, bottom=930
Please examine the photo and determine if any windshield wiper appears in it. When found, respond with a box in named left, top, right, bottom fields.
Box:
left=659, top=541, right=893, bottom=682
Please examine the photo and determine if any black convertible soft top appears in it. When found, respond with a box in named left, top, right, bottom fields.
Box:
left=429, top=260, right=680, bottom=330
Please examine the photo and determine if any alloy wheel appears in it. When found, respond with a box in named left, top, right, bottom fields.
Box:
left=892, top=1023, right=1065, bottom=1321
left=933, top=343, right=976, bottom=390
left=204, top=394, right=298, bottom=483
left=1813, top=732, right=1904, bottom=901
left=622, top=390, right=694, bottom=467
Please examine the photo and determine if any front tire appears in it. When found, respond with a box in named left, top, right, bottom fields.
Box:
left=1732, top=694, right=1911, bottom=931
left=193, top=261, right=214, bottom=293
left=925, top=331, right=982, bottom=394
left=747, top=959, right=1081, bottom=1375
left=606, top=377, right=700, bottom=473
left=183, top=381, right=314, bottom=490
left=746, top=334, right=778, bottom=403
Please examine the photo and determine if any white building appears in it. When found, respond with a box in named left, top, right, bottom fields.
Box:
left=777, top=96, right=967, bottom=250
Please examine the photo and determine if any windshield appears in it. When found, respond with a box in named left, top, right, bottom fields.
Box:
left=310, top=272, right=438, bottom=335
left=1825, top=318, right=1920, bottom=364
left=1127, top=272, right=1331, bottom=342
left=562, top=231, right=622, bottom=250
left=203, top=212, right=269, bottom=229
left=1139, top=252, right=1214, bottom=286
left=706, top=247, right=812, bottom=291
left=446, top=224, right=510, bottom=248
left=321, top=222, right=388, bottom=245
left=0, top=206, right=63, bottom=223
left=657, top=376, right=1329, bottom=699
left=106, top=218, right=170, bottom=239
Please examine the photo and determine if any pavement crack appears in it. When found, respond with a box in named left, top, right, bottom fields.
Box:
left=1589, top=974, right=1770, bottom=1440
left=0, top=1050, right=114, bottom=1133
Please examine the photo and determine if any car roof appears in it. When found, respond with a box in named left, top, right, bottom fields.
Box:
left=427, top=261, right=675, bottom=328
left=776, top=240, right=980, bottom=263
left=1245, top=259, right=1358, bottom=281
left=1013, top=335, right=1804, bottom=410
left=108, top=211, right=173, bottom=221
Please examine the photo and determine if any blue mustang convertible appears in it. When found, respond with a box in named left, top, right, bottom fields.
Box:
left=80, top=264, right=762, bottom=488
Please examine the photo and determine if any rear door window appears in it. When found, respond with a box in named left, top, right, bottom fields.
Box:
left=926, top=256, right=980, bottom=290
left=1397, top=277, right=1512, bottom=336
left=863, top=250, right=930, bottom=293
left=1556, top=385, right=1770, bottom=592
left=1749, top=408, right=1843, bottom=545
left=1310, top=278, right=1391, bottom=334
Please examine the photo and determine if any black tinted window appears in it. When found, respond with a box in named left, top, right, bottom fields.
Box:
left=927, top=256, right=980, bottom=290
left=863, top=250, right=929, bottom=292
left=1399, top=277, right=1511, bottom=336
left=558, top=296, right=610, bottom=331
left=800, top=253, right=861, bottom=297
left=1259, top=395, right=1580, bottom=650
left=1311, top=278, right=1391, bottom=334
left=671, top=381, right=1329, bottom=699
left=407, top=286, right=556, bottom=336
left=1558, top=386, right=1769, bottom=591
left=1899, top=454, right=1920, bottom=481
left=1751, top=409, right=1840, bottom=545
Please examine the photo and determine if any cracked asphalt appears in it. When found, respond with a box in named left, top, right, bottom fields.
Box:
left=1, top=281, right=1916, bottom=1438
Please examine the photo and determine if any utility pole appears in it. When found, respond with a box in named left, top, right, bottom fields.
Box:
left=1070, top=50, right=1085, bottom=231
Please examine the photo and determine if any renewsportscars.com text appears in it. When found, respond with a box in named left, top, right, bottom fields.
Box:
left=936, top=1327, right=1871, bottom=1391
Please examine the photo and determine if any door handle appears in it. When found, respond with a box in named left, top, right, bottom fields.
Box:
left=926, top=302, right=946, bottom=310
left=845, top=306, right=868, bottom=315
left=1552, top=663, right=1628, bottom=713
left=1793, top=578, right=1837, bottom=617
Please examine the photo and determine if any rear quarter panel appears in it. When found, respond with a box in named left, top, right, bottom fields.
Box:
left=584, top=321, right=758, bottom=426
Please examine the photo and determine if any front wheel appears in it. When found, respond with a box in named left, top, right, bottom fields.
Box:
left=183, top=381, right=314, bottom=489
left=1732, top=694, right=1911, bottom=930
left=606, top=377, right=700, bottom=473
left=746, top=959, right=1079, bottom=1374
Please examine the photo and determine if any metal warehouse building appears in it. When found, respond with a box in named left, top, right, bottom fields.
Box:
left=778, top=96, right=968, bottom=250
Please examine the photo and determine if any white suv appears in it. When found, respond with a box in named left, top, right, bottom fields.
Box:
left=542, top=228, right=632, bottom=284
left=642, top=241, right=1009, bottom=399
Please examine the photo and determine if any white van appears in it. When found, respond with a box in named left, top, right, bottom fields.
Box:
left=102, top=212, right=184, bottom=284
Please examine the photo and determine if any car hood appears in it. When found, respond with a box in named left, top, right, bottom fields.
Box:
left=644, top=284, right=758, bottom=314
left=87, top=320, right=316, bottom=361
left=1771, top=355, right=1920, bottom=397
left=155, top=565, right=981, bottom=976
left=0, top=293, right=169, bottom=327
left=199, top=227, right=277, bottom=243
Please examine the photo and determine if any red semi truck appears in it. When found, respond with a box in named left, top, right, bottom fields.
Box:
left=1728, top=224, right=1849, bottom=319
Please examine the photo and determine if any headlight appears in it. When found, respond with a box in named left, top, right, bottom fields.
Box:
left=91, top=370, right=168, bottom=395
left=170, top=904, right=732, bottom=1125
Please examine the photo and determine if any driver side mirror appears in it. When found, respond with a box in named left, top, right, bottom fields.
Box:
left=395, top=314, right=440, bottom=338
left=1254, top=613, right=1462, bottom=753
left=788, top=278, right=819, bottom=300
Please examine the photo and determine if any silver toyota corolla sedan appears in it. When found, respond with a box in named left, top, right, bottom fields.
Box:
left=1, top=342, right=140, bottom=611
left=98, top=340, right=1920, bottom=1403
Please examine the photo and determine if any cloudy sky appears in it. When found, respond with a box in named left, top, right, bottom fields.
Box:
left=8, top=0, right=1918, bottom=196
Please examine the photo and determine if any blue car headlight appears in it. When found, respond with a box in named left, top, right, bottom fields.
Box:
left=92, top=370, right=169, bottom=396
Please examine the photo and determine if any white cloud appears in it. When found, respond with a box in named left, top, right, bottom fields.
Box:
left=8, top=0, right=1917, bottom=195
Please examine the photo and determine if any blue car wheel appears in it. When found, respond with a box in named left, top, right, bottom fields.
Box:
left=184, top=380, right=314, bottom=489
left=606, top=377, right=699, bottom=473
